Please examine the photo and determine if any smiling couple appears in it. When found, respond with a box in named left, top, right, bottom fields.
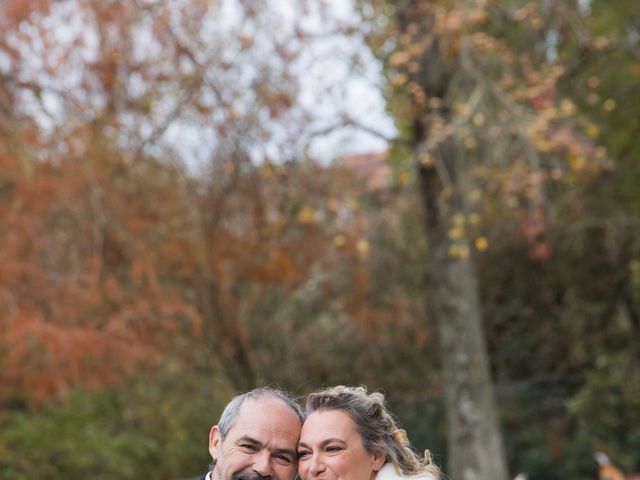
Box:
left=201, top=386, right=440, bottom=480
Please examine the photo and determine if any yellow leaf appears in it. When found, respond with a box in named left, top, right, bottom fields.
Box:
left=560, top=99, right=576, bottom=115
left=346, top=198, right=359, bottom=211
left=389, top=50, right=412, bottom=67
left=453, top=213, right=465, bottom=227
left=455, top=102, right=471, bottom=116
left=593, top=36, right=609, bottom=50
left=419, top=152, right=433, bottom=166
left=472, top=112, right=485, bottom=127
left=429, top=97, right=443, bottom=109
left=475, top=237, right=489, bottom=251
left=391, top=73, right=409, bottom=86
left=468, top=213, right=481, bottom=225
left=448, top=227, right=464, bottom=240
left=531, top=134, right=554, bottom=153
left=586, top=123, right=600, bottom=138
left=333, top=234, right=347, bottom=247
left=356, top=239, right=370, bottom=257
left=448, top=244, right=469, bottom=259
left=595, top=146, right=607, bottom=159
left=464, top=137, right=478, bottom=149
left=409, top=42, right=425, bottom=57
left=297, top=206, right=317, bottom=224
left=551, top=168, right=563, bottom=180
left=569, top=154, right=587, bottom=171
left=530, top=15, right=543, bottom=30
left=468, top=190, right=481, bottom=203
left=603, top=99, right=616, bottom=112
left=262, top=162, right=276, bottom=177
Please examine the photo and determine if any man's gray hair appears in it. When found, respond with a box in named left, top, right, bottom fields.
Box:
left=217, top=387, right=303, bottom=439
left=209, top=387, right=303, bottom=471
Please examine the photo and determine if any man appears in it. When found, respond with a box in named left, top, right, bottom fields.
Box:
left=202, top=387, right=304, bottom=480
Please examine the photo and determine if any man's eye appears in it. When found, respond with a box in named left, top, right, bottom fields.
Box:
left=274, top=454, right=294, bottom=465
left=240, top=443, right=258, bottom=451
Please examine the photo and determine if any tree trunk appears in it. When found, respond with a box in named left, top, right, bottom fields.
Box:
left=373, top=0, right=510, bottom=475
left=419, top=157, right=508, bottom=480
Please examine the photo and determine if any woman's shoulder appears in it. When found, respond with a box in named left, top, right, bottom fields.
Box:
left=377, top=463, right=438, bottom=480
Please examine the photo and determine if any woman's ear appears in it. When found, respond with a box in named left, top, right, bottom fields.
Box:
left=372, top=452, right=387, bottom=471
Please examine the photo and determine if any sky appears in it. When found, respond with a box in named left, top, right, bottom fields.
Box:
left=283, top=0, right=396, bottom=162
left=3, top=0, right=395, bottom=171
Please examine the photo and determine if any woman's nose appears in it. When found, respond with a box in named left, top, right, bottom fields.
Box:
left=309, top=454, right=325, bottom=475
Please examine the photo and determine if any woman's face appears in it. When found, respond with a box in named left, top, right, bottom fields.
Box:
left=297, top=410, right=385, bottom=480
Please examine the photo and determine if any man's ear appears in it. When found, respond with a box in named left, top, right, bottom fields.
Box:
left=372, top=452, right=386, bottom=471
left=209, top=425, right=222, bottom=461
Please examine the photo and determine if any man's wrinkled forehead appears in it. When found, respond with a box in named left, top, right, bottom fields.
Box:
left=224, top=397, right=299, bottom=435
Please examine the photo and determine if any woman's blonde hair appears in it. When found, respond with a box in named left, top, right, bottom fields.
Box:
left=304, top=385, right=440, bottom=479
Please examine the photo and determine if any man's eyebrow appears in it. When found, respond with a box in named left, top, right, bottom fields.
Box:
left=236, top=435, right=262, bottom=446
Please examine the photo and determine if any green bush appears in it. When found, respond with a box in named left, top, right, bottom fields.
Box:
left=0, top=371, right=234, bottom=480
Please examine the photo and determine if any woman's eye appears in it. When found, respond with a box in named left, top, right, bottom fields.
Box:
left=326, top=446, right=342, bottom=452
left=298, top=450, right=311, bottom=459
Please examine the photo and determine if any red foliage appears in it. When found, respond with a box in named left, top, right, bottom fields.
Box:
left=0, top=0, right=397, bottom=406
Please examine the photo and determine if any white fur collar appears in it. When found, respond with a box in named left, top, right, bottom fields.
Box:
left=376, top=462, right=435, bottom=480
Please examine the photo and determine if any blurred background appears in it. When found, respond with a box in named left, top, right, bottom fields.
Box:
left=1, top=0, right=639, bottom=479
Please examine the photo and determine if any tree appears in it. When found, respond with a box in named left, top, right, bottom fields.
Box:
left=0, top=0, right=422, bottom=406
left=365, top=1, right=609, bottom=478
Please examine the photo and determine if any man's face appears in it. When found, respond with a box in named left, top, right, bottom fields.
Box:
left=209, top=398, right=302, bottom=480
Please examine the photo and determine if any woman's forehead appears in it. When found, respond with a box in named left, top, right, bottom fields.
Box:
left=301, top=409, right=359, bottom=438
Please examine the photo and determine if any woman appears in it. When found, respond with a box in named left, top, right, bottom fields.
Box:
left=297, top=386, right=440, bottom=480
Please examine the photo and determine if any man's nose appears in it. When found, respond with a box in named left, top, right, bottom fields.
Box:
left=253, top=450, right=273, bottom=477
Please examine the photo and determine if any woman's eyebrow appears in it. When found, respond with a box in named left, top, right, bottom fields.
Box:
left=298, top=438, right=348, bottom=449
left=320, top=438, right=347, bottom=446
